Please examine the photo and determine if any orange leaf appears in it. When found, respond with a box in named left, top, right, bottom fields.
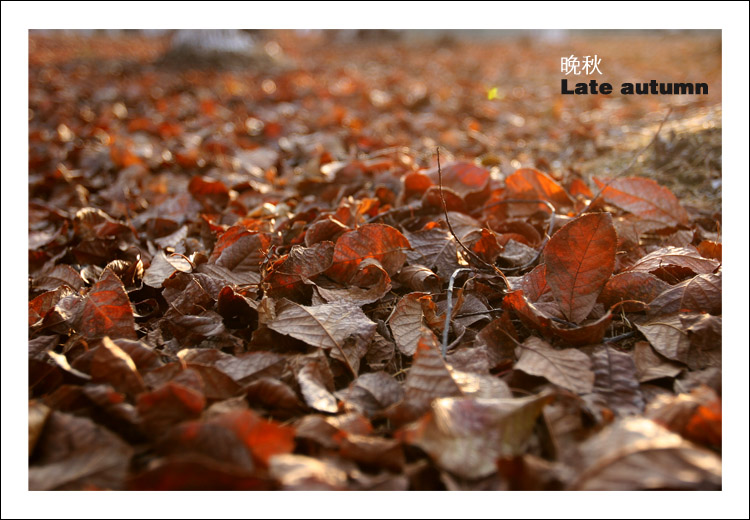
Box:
left=326, top=223, right=410, bottom=284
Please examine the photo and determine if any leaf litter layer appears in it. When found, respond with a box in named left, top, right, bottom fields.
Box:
left=28, top=31, right=721, bottom=490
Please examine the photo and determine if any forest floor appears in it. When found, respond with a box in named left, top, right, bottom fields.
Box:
left=28, top=30, right=722, bottom=491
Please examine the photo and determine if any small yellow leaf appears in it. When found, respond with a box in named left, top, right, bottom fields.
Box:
left=487, top=87, right=498, bottom=100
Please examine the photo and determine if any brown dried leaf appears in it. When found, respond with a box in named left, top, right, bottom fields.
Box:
left=648, top=272, right=721, bottom=315
left=570, top=417, right=721, bottom=490
left=143, top=250, right=192, bottom=288
left=399, top=393, right=554, bottom=479
left=594, top=176, right=690, bottom=226
left=515, top=336, right=594, bottom=394
left=295, top=354, right=338, bottom=414
left=590, top=345, right=645, bottom=416
left=90, top=336, right=146, bottom=396
left=268, top=300, right=376, bottom=375
left=388, top=292, right=429, bottom=356
left=633, top=341, right=683, bottom=382
left=396, top=265, right=440, bottom=293
left=599, top=271, right=670, bottom=311
left=335, top=371, right=405, bottom=417
left=636, top=314, right=691, bottom=364
left=29, top=411, right=133, bottom=490
left=626, top=246, right=719, bottom=278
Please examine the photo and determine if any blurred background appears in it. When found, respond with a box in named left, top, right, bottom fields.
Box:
left=29, top=29, right=721, bottom=211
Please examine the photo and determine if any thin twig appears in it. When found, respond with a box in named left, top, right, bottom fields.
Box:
left=454, top=307, right=503, bottom=318
left=442, top=267, right=472, bottom=358
left=436, top=148, right=510, bottom=288
left=602, top=331, right=638, bottom=344
left=580, top=106, right=673, bottom=216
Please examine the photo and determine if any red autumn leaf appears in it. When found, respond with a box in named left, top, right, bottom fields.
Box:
left=213, top=409, right=295, bottom=466
left=403, top=171, right=433, bottom=199
left=696, top=240, right=722, bottom=262
left=29, top=286, right=75, bottom=327
left=505, top=168, right=574, bottom=210
left=425, top=161, right=490, bottom=198
left=515, top=264, right=549, bottom=302
left=543, top=212, right=617, bottom=323
left=569, top=178, right=594, bottom=198
left=594, top=176, right=690, bottom=226
left=503, top=290, right=613, bottom=346
left=188, top=175, right=230, bottom=212
left=79, top=268, right=137, bottom=340
left=326, top=223, right=410, bottom=284
left=137, top=381, right=206, bottom=435
left=471, top=228, right=502, bottom=263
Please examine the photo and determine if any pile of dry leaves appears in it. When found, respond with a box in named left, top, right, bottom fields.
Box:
left=28, top=31, right=721, bottom=490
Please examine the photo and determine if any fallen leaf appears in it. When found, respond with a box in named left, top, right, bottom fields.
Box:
left=326, top=223, right=410, bottom=283
left=514, top=336, right=595, bottom=394
left=590, top=345, right=645, bottom=416
left=295, top=354, right=338, bottom=414
left=633, top=341, right=683, bottom=382
left=388, top=292, right=430, bottom=356
left=268, top=300, right=376, bottom=375
left=645, top=385, right=721, bottom=448
left=143, top=250, right=192, bottom=288
left=399, top=393, right=554, bottom=479
left=29, top=411, right=133, bottom=490
left=594, top=176, right=689, bottom=226
left=626, top=246, right=719, bottom=279
left=79, top=268, right=137, bottom=340
left=269, top=454, right=348, bottom=491
left=543, top=213, right=616, bottom=323
left=265, top=242, right=334, bottom=299
left=570, top=417, right=721, bottom=490
left=599, top=271, right=670, bottom=312
left=335, top=371, right=404, bottom=417
left=648, top=272, right=721, bottom=315
left=90, top=336, right=146, bottom=396
left=505, top=168, right=573, bottom=211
